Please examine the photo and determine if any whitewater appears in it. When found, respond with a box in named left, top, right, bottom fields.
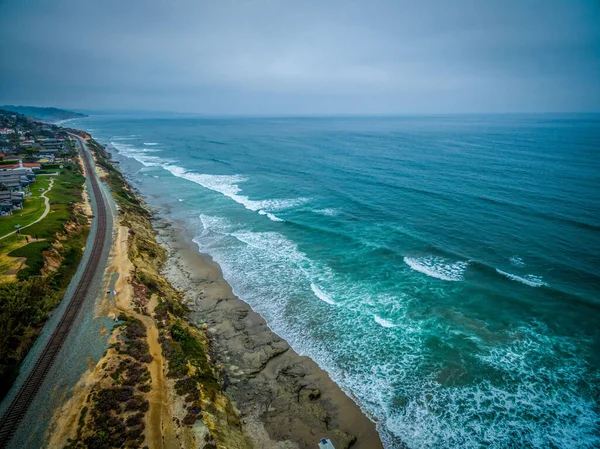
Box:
left=71, top=113, right=600, bottom=448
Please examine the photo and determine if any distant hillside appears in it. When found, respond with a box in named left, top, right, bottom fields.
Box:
left=0, top=105, right=88, bottom=122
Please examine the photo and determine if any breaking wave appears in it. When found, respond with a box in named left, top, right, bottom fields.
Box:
left=311, top=283, right=335, bottom=305
left=403, top=256, right=469, bottom=281
left=496, top=269, right=548, bottom=287
left=374, top=315, right=397, bottom=328
left=509, top=255, right=526, bottom=267
left=110, top=141, right=174, bottom=167
left=163, top=164, right=307, bottom=221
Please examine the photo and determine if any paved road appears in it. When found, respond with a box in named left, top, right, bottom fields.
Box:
left=0, top=135, right=109, bottom=447
left=0, top=178, right=55, bottom=241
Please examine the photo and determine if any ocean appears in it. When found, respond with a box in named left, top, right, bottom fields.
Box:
left=71, top=114, right=600, bottom=448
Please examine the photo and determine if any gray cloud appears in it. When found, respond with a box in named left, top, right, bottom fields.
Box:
left=1, top=0, right=599, bottom=113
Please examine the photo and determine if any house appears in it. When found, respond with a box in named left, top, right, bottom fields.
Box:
left=23, top=163, right=41, bottom=171
left=0, top=128, right=14, bottom=135
left=2, top=167, right=36, bottom=178
left=0, top=168, right=35, bottom=190
left=0, top=175, right=22, bottom=190
left=39, top=148, right=59, bottom=154
left=0, top=191, right=24, bottom=212
left=39, top=138, right=63, bottom=146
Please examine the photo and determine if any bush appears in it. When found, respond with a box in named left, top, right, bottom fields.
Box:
left=125, top=413, right=144, bottom=427
left=0, top=278, right=59, bottom=400
left=124, top=395, right=149, bottom=413
left=8, top=241, right=52, bottom=279
left=175, top=377, right=197, bottom=397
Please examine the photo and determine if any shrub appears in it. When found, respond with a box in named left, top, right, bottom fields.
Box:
left=124, top=395, right=149, bottom=413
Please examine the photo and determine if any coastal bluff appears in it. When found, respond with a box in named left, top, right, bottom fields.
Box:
left=46, top=133, right=383, bottom=449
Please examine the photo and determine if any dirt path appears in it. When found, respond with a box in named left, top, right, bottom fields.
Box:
left=139, top=312, right=178, bottom=449
left=109, top=225, right=177, bottom=449
left=0, top=178, right=55, bottom=241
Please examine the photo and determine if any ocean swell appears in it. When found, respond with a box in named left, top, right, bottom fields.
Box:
left=496, top=269, right=548, bottom=287
left=164, top=164, right=306, bottom=221
left=403, top=256, right=469, bottom=281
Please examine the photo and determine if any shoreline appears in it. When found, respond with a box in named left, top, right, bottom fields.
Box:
left=48, top=132, right=384, bottom=448
left=152, top=214, right=384, bottom=448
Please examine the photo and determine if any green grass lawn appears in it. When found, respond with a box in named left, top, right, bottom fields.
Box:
left=26, top=166, right=85, bottom=239
left=47, top=166, right=85, bottom=204
left=8, top=240, right=52, bottom=279
left=0, top=164, right=84, bottom=239
left=0, top=195, right=45, bottom=236
left=0, top=175, right=56, bottom=236
left=33, top=177, right=51, bottom=193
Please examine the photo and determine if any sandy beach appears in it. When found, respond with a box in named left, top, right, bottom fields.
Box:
left=153, top=217, right=383, bottom=449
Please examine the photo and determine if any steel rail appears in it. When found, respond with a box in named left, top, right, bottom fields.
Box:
left=0, top=136, right=108, bottom=447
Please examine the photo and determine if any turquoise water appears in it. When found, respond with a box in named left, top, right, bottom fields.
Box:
left=73, top=114, right=600, bottom=448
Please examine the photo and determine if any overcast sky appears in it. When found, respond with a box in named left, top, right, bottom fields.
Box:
left=1, top=0, right=599, bottom=114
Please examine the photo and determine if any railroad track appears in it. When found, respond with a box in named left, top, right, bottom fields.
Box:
left=0, top=136, right=108, bottom=448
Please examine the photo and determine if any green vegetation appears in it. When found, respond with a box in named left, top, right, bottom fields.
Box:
left=47, top=163, right=85, bottom=202
left=8, top=241, right=51, bottom=279
left=0, top=177, right=52, bottom=236
left=114, top=315, right=153, bottom=364
left=26, top=164, right=85, bottom=239
left=40, top=163, right=61, bottom=170
left=0, top=278, right=61, bottom=398
left=0, top=175, right=53, bottom=237
left=65, top=314, right=152, bottom=449
left=0, top=159, right=88, bottom=400
left=156, top=317, right=219, bottom=427
left=0, top=196, right=45, bottom=236
left=50, top=226, right=89, bottom=290
left=86, top=139, right=146, bottom=215
left=33, top=176, right=52, bottom=192
left=79, top=137, right=249, bottom=447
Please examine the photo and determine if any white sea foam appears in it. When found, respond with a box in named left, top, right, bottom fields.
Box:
left=231, top=231, right=305, bottom=264
left=380, top=321, right=597, bottom=448
left=313, top=208, right=339, bottom=216
left=110, top=141, right=173, bottom=167
left=163, top=164, right=307, bottom=220
left=258, top=210, right=284, bottom=222
left=403, top=256, right=468, bottom=281
left=509, top=255, right=526, bottom=267
left=310, top=283, right=335, bottom=305
left=143, top=142, right=159, bottom=146
left=191, top=215, right=600, bottom=448
left=199, top=214, right=233, bottom=234
left=496, top=269, right=548, bottom=287
left=373, top=315, right=396, bottom=328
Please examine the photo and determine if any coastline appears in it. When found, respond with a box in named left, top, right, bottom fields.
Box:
left=153, top=216, right=383, bottom=448
left=47, top=132, right=384, bottom=448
